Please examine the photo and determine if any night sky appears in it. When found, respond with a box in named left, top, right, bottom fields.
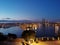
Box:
left=0, top=0, right=60, bottom=20
left=0, top=0, right=60, bottom=37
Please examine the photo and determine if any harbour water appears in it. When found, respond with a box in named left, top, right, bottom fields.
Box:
left=0, top=26, right=23, bottom=37
left=0, top=26, right=58, bottom=38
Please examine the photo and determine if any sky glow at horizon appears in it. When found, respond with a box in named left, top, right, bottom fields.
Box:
left=0, top=0, right=60, bottom=21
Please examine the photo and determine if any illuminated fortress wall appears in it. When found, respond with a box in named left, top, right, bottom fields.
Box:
left=20, top=23, right=42, bottom=30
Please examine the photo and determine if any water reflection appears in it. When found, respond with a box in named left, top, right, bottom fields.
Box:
left=0, top=26, right=59, bottom=37
left=0, top=26, right=23, bottom=37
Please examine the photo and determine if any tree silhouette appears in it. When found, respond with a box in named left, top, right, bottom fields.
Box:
left=7, top=33, right=17, bottom=39
left=21, top=30, right=35, bottom=41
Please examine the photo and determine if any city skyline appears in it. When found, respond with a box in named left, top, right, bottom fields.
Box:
left=0, top=0, right=60, bottom=21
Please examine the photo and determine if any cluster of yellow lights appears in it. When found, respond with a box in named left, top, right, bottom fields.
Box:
left=28, top=39, right=47, bottom=45
left=29, top=41, right=48, bottom=45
